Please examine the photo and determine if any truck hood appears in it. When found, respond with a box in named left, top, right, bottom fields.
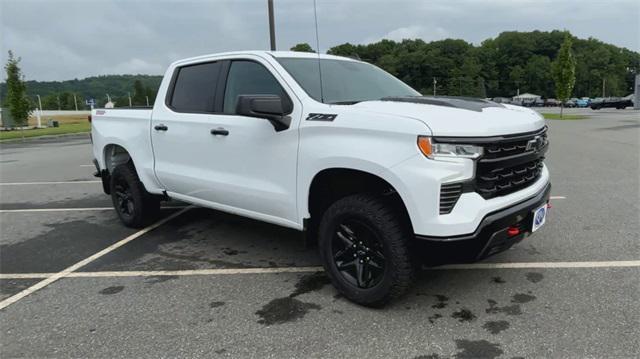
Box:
left=351, top=97, right=546, bottom=137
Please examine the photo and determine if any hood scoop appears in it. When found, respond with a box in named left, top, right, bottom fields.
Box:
left=380, top=96, right=505, bottom=112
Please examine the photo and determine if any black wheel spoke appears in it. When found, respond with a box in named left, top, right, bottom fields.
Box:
left=356, top=260, right=366, bottom=288
left=331, top=219, right=387, bottom=289
left=333, top=247, right=353, bottom=262
left=337, top=258, right=357, bottom=271
left=336, top=225, right=355, bottom=247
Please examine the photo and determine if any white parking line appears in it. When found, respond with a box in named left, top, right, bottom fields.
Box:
left=0, top=206, right=188, bottom=213
left=79, top=165, right=95, bottom=167
left=1, top=260, right=637, bottom=280
left=550, top=196, right=566, bottom=199
left=0, top=180, right=100, bottom=186
left=0, top=206, right=192, bottom=310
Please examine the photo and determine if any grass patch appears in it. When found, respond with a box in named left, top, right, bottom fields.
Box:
left=0, top=122, right=90, bottom=141
left=542, top=113, right=587, bottom=120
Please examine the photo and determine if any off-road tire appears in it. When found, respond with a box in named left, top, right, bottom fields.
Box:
left=110, top=162, right=161, bottom=228
left=318, top=194, right=415, bottom=307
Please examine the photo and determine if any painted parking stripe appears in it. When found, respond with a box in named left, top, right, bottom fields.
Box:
left=550, top=196, right=566, bottom=199
left=0, top=206, right=188, bottom=213
left=0, top=206, right=192, bottom=310
left=1, top=260, right=638, bottom=280
left=0, top=180, right=101, bottom=186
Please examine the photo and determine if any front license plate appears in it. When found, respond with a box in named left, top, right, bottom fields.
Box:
left=532, top=204, right=547, bottom=232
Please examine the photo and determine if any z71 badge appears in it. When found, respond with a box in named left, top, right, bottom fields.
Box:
left=306, top=113, right=337, bottom=121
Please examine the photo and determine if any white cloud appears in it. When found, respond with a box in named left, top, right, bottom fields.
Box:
left=0, top=0, right=637, bottom=81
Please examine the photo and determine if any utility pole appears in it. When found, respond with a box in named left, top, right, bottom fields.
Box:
left=433, top=77, right=437, bottom=96
left=268, top=0, right=276, bottom=51
left=128, top=92, right=132, bottom=107
left=146, top=96, right=150, bottom=107
left=602, top=78, right=606, bottom=98
left=73, top=94, right=78, bottom=111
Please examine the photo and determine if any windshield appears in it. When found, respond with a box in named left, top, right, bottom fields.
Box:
left=276, top=57, right=420, bottom=104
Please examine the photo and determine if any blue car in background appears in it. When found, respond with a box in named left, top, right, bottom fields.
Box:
left=575, top=98, right=590, bottom=108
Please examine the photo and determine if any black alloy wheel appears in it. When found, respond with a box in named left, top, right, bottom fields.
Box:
left=113, top=174, right=135, bottom=221
left=332, top=220, right=386, bottom=289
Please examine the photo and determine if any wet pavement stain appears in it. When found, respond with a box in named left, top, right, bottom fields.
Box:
left=486, top=299, right=522, bottom=316
left=222, top=248, right=248, bottom=256
left=526, top=272, right=544, bottom=283
left=482, top=320, right=510, bottom=334
left=144, top=275, right=179, bottom=284
left=214, top=348, right=227, bottom=354
left=209, top=301, right=226, bottom=308
left=255, top=297, right=321, bottom=325
left=511, top=293, right=536, bottom=304
left=414, top=355, right=441, bottom=359
left=451, top=308, right=477, bottom=322
left=432, top=294, right=449, bottom=309
left=491, top=276, right=506, bottom=284
left=99, top=286, right=124, bottom=295
left=454, top=340, right=503, bottom=359
left=1, top=218, right=134, bottom=273
left=428, top=313, right=443, bottom=324
left=290, top=272, right=331, bottom=298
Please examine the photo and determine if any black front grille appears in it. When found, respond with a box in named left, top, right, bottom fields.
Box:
left=440, top=183, right=463, bottom=214
left=475, top=129, right=548, bottom=199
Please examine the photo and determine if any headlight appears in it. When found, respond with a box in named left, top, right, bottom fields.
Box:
left=417, top=136, right=483, bottom=159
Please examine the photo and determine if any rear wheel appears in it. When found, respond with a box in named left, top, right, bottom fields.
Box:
left=110, top=163, right=160, bottom=228
left=318, top=194, right=415, bottom=307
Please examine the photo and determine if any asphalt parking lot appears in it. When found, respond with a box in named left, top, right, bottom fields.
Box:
left=1, top=108, right=638, bottom=358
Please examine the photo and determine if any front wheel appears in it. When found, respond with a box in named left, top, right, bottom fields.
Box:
left=110, top=163, right=160, bottom=228
left=318, top=194, right=415, bottom=307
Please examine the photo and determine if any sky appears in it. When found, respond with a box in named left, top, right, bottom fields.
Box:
left=1, top=0, right=639, bottom=81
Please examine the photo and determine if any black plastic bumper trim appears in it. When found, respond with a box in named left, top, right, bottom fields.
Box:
left=416, top=182, right=551, bottom=242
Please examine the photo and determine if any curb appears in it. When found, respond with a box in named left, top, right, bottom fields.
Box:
left=0, top=132, right=90, bottom=143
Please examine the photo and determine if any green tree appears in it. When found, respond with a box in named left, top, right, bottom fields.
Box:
left=3, top=51, right=31, bottom=130
left=552, top=35, right=576, bottom=118
left=132, top=80, right=146, bottom=106
left=290, top=43, right=315, bottom=53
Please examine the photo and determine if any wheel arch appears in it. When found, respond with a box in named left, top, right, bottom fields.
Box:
left=306, top=167, right=413, bottom=234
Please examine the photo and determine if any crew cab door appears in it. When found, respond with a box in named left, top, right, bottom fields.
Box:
left=151, top=56, right=302, bottom=227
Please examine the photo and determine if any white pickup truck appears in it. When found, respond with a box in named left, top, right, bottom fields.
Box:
left=91, top=51, right=550, bottom=306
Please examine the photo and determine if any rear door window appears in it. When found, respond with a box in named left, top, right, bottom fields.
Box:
left=170, top=62, right=221, bottom=113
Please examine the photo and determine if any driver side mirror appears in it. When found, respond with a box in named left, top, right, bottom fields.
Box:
left=235, top=95, right=292, bottom=131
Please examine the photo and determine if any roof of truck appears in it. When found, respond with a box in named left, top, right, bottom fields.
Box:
left=172, top=51, right=359, bottom=66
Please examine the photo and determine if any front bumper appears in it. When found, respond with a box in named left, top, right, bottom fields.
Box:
left=415, top=182, right=551, bottom=263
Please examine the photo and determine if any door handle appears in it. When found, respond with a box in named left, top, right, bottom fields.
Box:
left=210, top=128, right=229, bottom=136
left=154, top=124, right=168, bottom=131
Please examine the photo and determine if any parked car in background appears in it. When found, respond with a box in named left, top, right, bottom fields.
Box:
left=590, top=97, right=633, bottom=110
left=575, top=98, right=590, bottom=108
left=563, top=99, right=576, bottom=108
left=544, top=98, right=560, bottom=107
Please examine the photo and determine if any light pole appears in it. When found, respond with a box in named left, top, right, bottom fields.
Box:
left=433, top=77, right=437, bottom=96
left=268, top=0, right=276, bottom=50
left=73, top=94, right=78, bottom=111
left=36, top=95, right=43, bottom=128
left=145, top=96, right=150, bottom=107
left=128, top=92, right=132, bottom=107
